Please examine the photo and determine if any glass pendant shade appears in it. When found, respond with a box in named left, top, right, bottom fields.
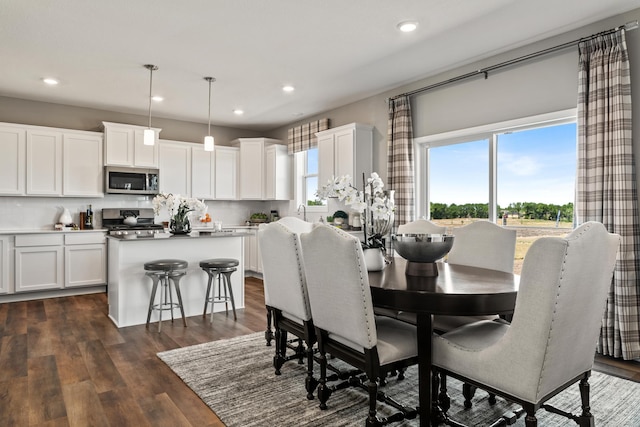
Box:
left=204, top=135, right=214, bottom=151
left=143, top=128, right=155, bottom=146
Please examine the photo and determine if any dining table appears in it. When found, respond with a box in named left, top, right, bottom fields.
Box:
left=368, top=258, right=519, bottom=426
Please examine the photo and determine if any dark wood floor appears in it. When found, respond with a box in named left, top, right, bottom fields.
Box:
left=1, top=277, right=639, bottom=426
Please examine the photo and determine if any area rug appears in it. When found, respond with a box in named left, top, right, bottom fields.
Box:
left=158, top=332, right=640, bottom=426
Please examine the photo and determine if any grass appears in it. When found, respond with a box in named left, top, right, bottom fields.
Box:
left=431, top=218, right=572, bottom=274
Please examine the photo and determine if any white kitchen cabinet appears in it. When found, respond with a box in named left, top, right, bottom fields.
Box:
left=316, top=123, right=373, bottom=187
left=214, top=146, right=239, bottom=200
left=63, top=132, right=104, bottom=197
left=265, top=144, right=291, bottom=200
left=64, top=233, right=106, bottom=288
left=26, top=129, right=63, bottom=196
left=14, top=234, right=64, bottom=292
left=233, top=137, right=288, bottom=200
left=158, top=140, right=191, bottom=196
left=191, top=145, right=215, bottom=199
left=103, top=121, right=160, bottom=167
left=158, top=139, right=215, bottom=199
left=244, top=230, right=262, bottom=273
left=0, top=236, right=11, bottom=294
left=0, top=124, right=26, bottom=195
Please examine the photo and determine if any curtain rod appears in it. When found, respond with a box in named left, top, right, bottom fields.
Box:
left=389, top=20, right=639, bottom=102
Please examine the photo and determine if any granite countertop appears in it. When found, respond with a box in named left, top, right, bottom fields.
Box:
left=106, top=230, right=250, bottom=241
left=0, top=228, right=108, bottom=235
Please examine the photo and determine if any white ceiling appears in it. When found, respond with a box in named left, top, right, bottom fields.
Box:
left=1, top=0, right=638, bottom=131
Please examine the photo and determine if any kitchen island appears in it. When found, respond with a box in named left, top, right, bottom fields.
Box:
left=107, top=231, right=247, bottom=328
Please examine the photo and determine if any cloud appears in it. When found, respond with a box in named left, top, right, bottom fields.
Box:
left=500, top=154, right=540, bottom=176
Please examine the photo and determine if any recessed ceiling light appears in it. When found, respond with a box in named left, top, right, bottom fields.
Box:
left=397, top=21, right=418, bottom=32
left=282, top=85, right=295, bottom=93
left=151, top=96, right=163, bottom=102
left=233, top=109, right=244, bottom=115
left=43, top=77, right=59, bottom=85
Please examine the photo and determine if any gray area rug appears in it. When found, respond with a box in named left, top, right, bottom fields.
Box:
left=158, top=332, right=640, bottom=426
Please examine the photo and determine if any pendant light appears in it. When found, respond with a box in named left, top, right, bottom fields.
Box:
left=204, top=76, right=216, bottom=151
left=143, top=64, right=158, bottom=146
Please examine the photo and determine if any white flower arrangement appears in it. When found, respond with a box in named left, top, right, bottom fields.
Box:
left=317, top=172, right=395, bottom=249
left=152, top=193, right=208, bottom=227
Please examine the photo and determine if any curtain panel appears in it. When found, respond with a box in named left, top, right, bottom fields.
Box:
left=576, top=29, right=640, bottom=360
left=387, top=96, right=415, bottom=228
left=287, top=119, right=329, bottom=154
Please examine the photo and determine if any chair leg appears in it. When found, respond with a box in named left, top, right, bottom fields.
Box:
left=365, top=377, right=383, bottom=427
left=273, top=328, right=286, bottom=375
left=223, top=271, right=237, bottom=320
left=305, top=345, right=317, bottom=400
left=167, top=275, right=175, bottom=323
left=203, top=270, right=213, bottom=316
left=317, top=350, right=331, bottom=409
left=210, top=270, right=219, bottom=323
left=438, top=371, right=451, bottom=413
left=524, top=411, right=538, bottom=427
left=172, top=274, right=187, bottom=327
left=146, top=274, right=160, bottom=328
left=577, top=376, right=595, bottom=427
left=265, top=309, right=274, bottom=346
left=463, top=382, right=477, bottom=408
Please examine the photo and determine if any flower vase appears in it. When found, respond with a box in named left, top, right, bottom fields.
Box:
left=363, top=248, right=386, bottom=272
left=170, top=216, right=191, bottom=235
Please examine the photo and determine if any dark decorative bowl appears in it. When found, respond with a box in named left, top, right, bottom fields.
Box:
left=392, top=234, right=454, bottom=276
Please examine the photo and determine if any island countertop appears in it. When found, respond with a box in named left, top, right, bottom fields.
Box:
left=105, top=230, right=250, bottom=241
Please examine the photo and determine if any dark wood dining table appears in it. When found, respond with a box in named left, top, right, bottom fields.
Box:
left=368, top=258, right=519, bottom=426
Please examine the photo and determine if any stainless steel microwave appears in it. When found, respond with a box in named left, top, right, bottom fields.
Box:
left=104, top=166, right=159, bottom=195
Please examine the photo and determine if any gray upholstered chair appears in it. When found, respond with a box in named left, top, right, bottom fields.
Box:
left=300, top=224, right=419, bottom=426
left=397, top=218, right=447, bottom=235
left=258, top=220, right=317, bottom=399
left=432, top=221, right=620, bottom=426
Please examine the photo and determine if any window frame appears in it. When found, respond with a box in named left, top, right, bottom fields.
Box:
left=414, top=108, right=577, bottom=221
left=294, top=148, right=328, bottom=213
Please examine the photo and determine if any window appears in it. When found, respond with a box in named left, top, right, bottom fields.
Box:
left=295, top=147, right=327, bottom=210
left=415, top=109, right=577, bottom=273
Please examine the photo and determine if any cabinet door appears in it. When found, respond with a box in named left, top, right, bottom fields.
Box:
left=26, top=129, right=63, bottom=196
left=134, top=129, right=159, bottom=167
left=239, top=140, right=264, bottom=199
left=0, top=125, right=26, bottom=195
left=265, top=145, right=291, bottom=200
left=104, top=126, right=134, bottom=166
left=0, top=236, right=10, bottom=294
left=63, top=133, right=104, bottom=196
left=159, top=141, right=191, bottom=196
left=65, top=244, right=106, bottom=287
left=317, top=133, right=335, bottom=187
left=15, top=246, right=64, bottom=292
left=191, top=146, right=215, bottom=199
left=214, top=146, right=239, bottom=199
left=334, top=128, right=355, bottom=178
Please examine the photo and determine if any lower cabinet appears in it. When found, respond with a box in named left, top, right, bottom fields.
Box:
left=0, top=236, right=12, bottom=294
left=228, top=228, right=262, bottom=275
left=11, top=232, right=106, bottom=295
left=64, top=233, right=106, bottom=288
left=15, top=234, right=64, bottom=292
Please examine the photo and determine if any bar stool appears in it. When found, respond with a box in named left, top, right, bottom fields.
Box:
left=144, top=259, right=188, bottom=332
left=200, top=258, right=239, bottom=322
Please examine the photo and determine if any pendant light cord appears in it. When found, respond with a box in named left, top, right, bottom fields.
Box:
left=144, top=64, right=158, bottom=128
left=208, top=78, right=212, bottom=135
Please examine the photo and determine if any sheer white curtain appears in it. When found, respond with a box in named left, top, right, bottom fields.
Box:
left=575, top=29, right=640, bottom=360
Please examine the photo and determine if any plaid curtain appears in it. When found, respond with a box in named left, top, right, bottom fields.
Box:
left=287, top=119, right=329, bottom=154
left=387, top=96, right=414, bottom=228
left=576, top=29, right=640, bottom=360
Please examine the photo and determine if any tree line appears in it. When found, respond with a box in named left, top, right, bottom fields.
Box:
left=430, top=202, right=574, bottom=222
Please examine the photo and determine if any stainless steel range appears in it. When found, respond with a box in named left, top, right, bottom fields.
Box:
left=102, top=208, right=164, bottom=238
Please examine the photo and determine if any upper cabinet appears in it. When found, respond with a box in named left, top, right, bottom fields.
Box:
left=0, top=124, right=26, bottom=195
left=316, top=123, right=373, bottom=186
left=0, top=122, right=103, bottom=197
left=158, top=139, right=215, bottom=200
left=214, top=146, right=239, bottom=200
left=102, top=122, right=160, bottom=168
left=232, top=138, right=291, bottom=200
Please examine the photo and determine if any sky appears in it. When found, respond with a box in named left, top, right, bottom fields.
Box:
left=429, top=122, right=576, bottom=207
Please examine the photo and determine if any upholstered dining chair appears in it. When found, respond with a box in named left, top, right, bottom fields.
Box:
left=432, top=221, right=620, bottom=426
left=300, top=224, right=419, bottom=426
left=397, top=218, right=447, bottom=235
left=258, top=219, right=317, bottom=399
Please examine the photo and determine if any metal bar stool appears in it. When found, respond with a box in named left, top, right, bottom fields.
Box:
left=144, top=259, right=188, bottom=332
left=200, top=258, right=239, bottom=322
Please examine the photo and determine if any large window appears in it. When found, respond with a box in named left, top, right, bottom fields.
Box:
left=295, top=147, right=326, bottom=209
left=416, top=110, right=577, bottom=273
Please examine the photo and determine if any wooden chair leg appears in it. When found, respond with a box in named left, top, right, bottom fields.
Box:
left=265, top=309, right=274, bottom=346
left=577, top=376, right=595, bottom=427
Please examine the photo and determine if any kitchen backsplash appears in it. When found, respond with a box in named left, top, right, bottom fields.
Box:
left=0, top=195, right=289, bottom=230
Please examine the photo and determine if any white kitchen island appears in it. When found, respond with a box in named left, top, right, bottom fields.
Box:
left=107, top=231, right=247, bottom=328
